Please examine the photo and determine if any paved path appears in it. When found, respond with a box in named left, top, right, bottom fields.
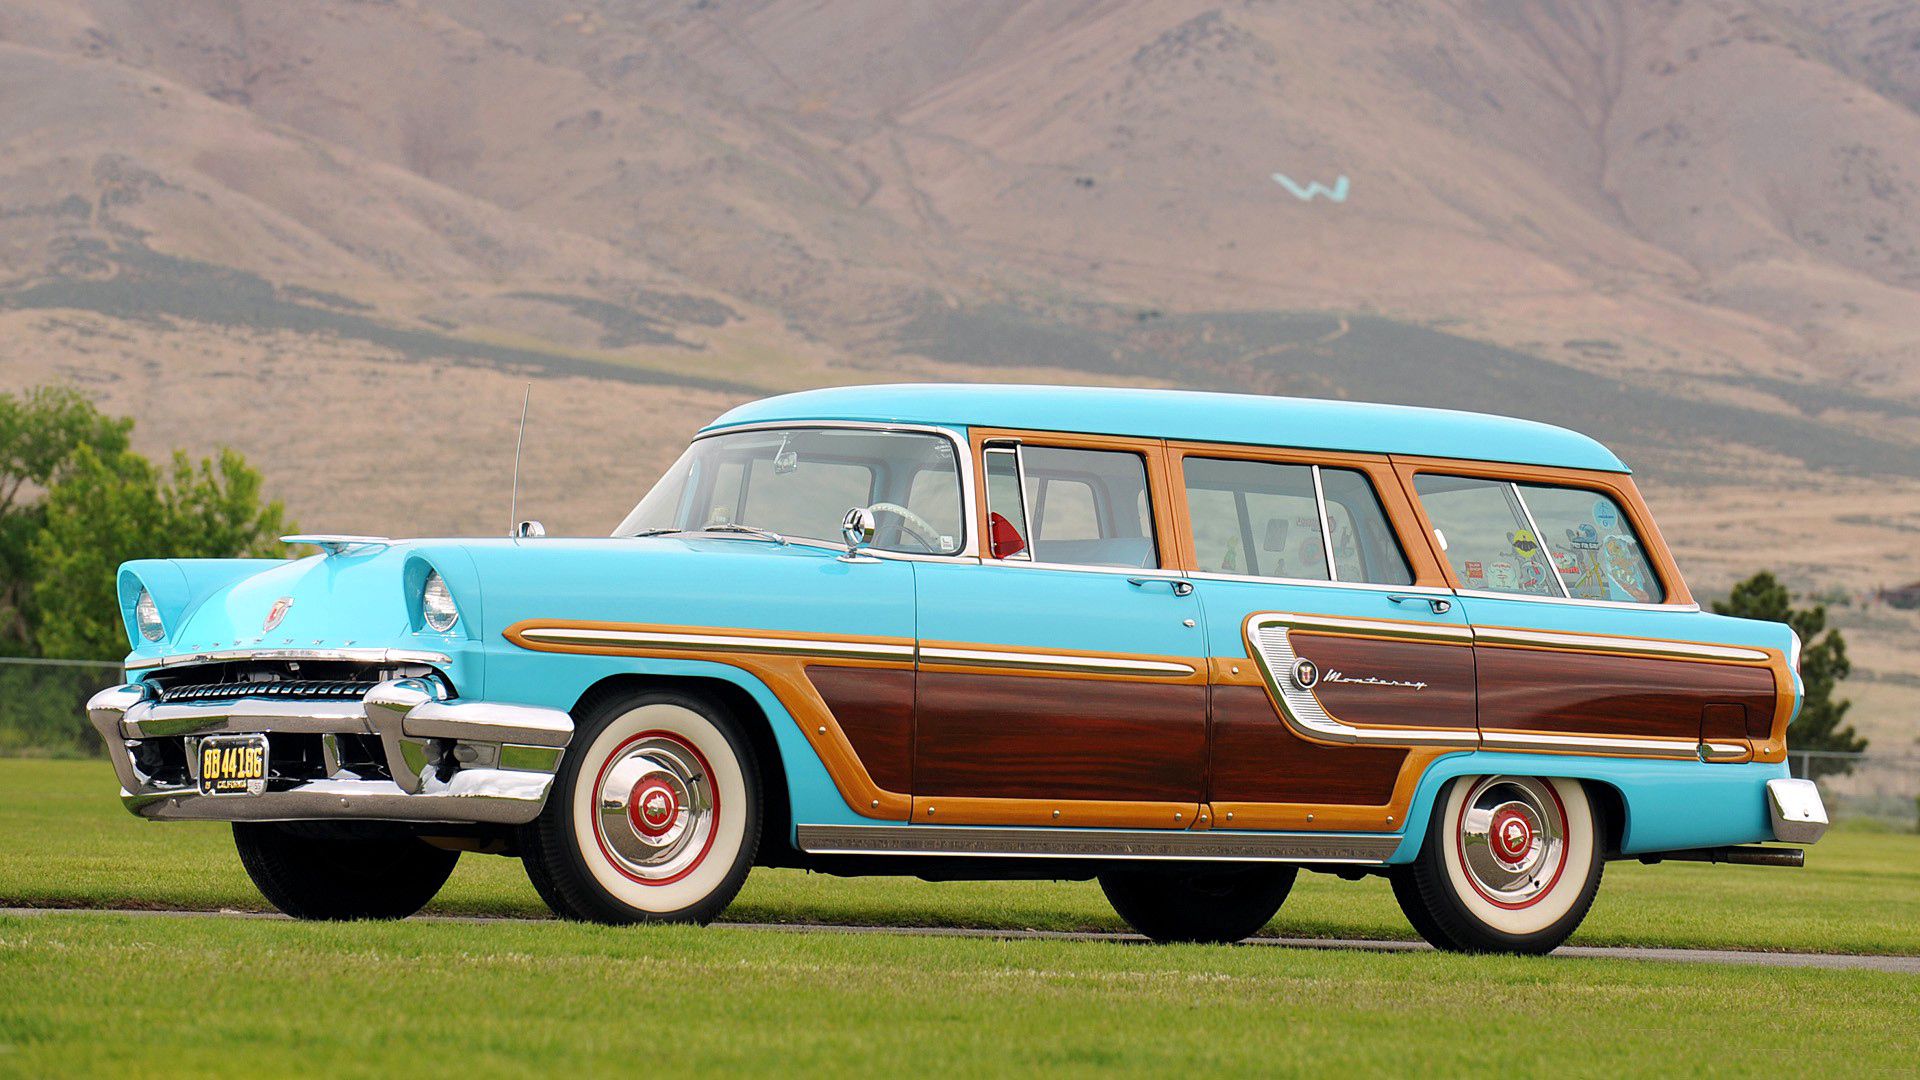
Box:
left=7, top=906, right=1915, bottom=973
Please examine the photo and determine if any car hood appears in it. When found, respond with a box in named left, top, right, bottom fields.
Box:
left=127, top=535, right=879, bottom=666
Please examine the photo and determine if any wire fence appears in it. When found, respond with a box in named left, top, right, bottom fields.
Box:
left=1, top=657, right=1915, bottom=826
left=0, top=656, right=122, bottom=758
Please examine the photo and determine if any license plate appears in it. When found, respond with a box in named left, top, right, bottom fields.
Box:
left=198, top=734, right=269, bottom=796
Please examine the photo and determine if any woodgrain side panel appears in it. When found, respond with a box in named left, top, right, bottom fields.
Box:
left=915, top=672, right=1207, bottom=802
left=1208, top=684, right=1409, bottom=805
left=805, top=665, right=914, bottom=794
left=1291, top=633, right=1478, bottom=730
left=1477, top=646, right=1777, bottom=740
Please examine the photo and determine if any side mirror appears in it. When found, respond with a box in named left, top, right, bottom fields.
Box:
left=841, top=506, right=876, bottom=552
left=516, top=520, right=546, bottom=538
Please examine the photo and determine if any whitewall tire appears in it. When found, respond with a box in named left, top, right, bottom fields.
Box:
left=521, top=689, right=761, bottom=924
left=1391, top=775, right=1603, bottom=954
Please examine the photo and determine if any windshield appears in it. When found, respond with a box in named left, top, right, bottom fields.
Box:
left=616, top=427, right=966, bottom=555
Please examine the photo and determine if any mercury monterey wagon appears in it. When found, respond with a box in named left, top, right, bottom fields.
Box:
left=88, top=384, right=1828, bottom=953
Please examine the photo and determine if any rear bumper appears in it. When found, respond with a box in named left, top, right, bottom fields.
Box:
left=87, top=679, right=574, bottom=826
left=1766, top=777, right=1829, bottom=844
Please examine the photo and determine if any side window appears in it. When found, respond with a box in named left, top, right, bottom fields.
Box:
left=1183, top=459, right=1412, bottom=584
left=1320, top=469, right=1414, bottom=586
left=988, top=445, right=1158, bottom=568
left=1181, top=458, right=1327, bottom=579
left=1515, top=484, right=1665, bottom=604
left=1413, top=474, right=1557, bottom=597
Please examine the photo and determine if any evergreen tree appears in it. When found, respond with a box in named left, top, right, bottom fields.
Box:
left=1713, top=572, right=1864, bottom=778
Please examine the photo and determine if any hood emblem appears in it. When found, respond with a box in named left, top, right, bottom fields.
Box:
left=264, top=597, right=295, bottom=632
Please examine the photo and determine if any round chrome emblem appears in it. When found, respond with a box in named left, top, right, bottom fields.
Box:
left=1291, top=657, right=1320, bottom=689
left=629, top=777, right=680, bottom=839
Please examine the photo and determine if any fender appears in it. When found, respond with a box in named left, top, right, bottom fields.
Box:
left=478, top=647, right=873, bottom=840
left=1388, top=751, right=1786, bottom=863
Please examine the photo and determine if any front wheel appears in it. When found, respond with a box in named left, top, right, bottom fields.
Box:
left=232, top=823, right=459, bottom=920
left=519, top=688, right=762, bottom=925
left=1392, top=775, right=1602, bottom=954
left=1100, top=864, right=1298, bottom=943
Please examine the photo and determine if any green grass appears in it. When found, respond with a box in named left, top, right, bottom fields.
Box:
left=3, top=913, right=1916, bottom=1077
left=5, top=760, right=1917, bottom=955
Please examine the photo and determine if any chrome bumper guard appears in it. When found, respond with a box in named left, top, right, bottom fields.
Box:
left=86, top=679, right=574, bottom=826
left=1766, top=777, right=1829, bottom=845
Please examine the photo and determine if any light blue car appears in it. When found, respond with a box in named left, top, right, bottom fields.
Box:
left=89, top=384, right=1827, bottom=952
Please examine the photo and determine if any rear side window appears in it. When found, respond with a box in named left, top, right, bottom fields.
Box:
left=1515, top=484, right=1664, bottom=604
left=1183, top=458, right=1411, bottom=585
left=1413, top=474, right=1663, bottom=603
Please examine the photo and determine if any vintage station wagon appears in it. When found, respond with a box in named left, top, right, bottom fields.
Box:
left=88, top=384, right=1829, bottom=953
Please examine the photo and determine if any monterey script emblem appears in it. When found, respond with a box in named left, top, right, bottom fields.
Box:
left=263, top=597, right=294, bottom=632
left=1323, top=669, right=1428, bottom=692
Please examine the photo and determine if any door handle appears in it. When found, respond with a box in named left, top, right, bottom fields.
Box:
left=1128, top=577, right=1194, bottom=597
left=1388, top=594, right=1452, bottom=615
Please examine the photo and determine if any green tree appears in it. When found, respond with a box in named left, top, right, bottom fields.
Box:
left=1713, top=571, right=1864, bottom=777
left=30, top=446, right=288, bottom=660
left=0, top=387, right=133, bottom=651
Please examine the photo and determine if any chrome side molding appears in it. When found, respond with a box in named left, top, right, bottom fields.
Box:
left=796, top=823, right=1399, bottom=863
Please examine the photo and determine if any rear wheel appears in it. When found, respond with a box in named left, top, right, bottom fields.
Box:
left=1393, top=775, right=1602, bottom=954
left=232, top=823, right=459, bottom=920
left=520, top=688, right=761, bottom=925
left=1100, top=864, right=1298, bottom=943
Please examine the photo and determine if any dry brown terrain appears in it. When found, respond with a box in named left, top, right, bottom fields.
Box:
left=0, top=1, right=1915, bottom=737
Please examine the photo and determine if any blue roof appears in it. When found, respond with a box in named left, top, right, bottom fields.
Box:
left=706, top=384, right=1629, bottom=473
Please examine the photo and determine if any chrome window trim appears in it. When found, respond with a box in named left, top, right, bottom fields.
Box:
left=125, top=647, right=455, bottom=672
left=1507, top=481, right=1571, bottom=599
left=1309, top=464, right=1339, bottom=581
left=671, top=420, right=980, bottom=559
left=796, top=823, right=1398, bottom=863
left=1186, top=572, right=1454, bottom=597
left=1451, top=589, right=1701, bottom=613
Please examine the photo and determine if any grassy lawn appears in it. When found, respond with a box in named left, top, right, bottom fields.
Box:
left=3, top=912, right=1916, bottom=1077
left=4, top=759, right=1918, bottom=955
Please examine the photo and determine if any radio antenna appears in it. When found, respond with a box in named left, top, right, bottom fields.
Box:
left=509, top=384, right=530, bottom=537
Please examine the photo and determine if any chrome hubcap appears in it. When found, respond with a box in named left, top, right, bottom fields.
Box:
left=1458, top=776, right=1566, bottom=907
left=594, top=735, right=715, bottom=881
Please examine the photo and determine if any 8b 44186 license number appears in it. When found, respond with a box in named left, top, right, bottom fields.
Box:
left=198, top=734, right=268, bottom=796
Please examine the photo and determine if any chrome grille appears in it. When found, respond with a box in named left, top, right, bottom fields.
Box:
left=159, top=679, right=379, bottom=703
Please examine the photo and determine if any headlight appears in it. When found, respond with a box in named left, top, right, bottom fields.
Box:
left=421, top=571, right=459, bottom=633
left=134, top=587, right=166, bottom=642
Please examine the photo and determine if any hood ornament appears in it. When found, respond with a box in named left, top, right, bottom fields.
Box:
left=282, top=535, right=391, bottom=556
left=263, top=597, right=295, bottom=632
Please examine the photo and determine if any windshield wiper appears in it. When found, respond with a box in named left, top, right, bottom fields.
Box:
left=702, top=522, right=789, bottom=545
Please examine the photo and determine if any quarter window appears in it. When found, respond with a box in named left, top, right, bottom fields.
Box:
left=1413, top=474, right=1664, bottom=603
left=1183, top=458, right=1411, bottom=585
left=1514, top=484, right=1664, bottom=604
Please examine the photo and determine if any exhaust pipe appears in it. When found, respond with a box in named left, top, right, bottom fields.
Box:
left=1636, top=845, right=1804, bottom=868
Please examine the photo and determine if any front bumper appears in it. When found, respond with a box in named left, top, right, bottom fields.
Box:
left=87, top=679, right=574, bottom=826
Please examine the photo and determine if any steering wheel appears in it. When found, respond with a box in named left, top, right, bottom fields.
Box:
left=866, top=502, right=942, bottom=552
